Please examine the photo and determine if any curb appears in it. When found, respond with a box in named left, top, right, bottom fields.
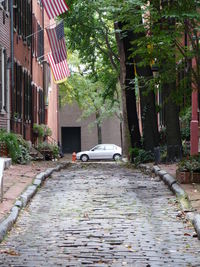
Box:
left=139, top=164, right=200, bottom=237
left=0, top=161, right=71, bottom=242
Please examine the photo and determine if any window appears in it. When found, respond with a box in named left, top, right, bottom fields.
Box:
left=32, top=16, right=44, bottom=61
left=24, top=71, right=32, bottom=121
left=13, top=62, right=22, bottom=118
left=14, top=0, right=32, bottom=46
left=105, top=145, right=114, bottom=150
left=37, top=23, right=44, bottom=60
left=0, top=47, right=7, bottom=113
left=93, top=145, right=105, bottom=151
left=38, top=89, right=45, bottom=124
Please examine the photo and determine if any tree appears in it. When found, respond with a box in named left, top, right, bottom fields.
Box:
left=59, top=53, right=121, bottom=144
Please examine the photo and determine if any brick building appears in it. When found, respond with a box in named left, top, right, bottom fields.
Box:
left=11, top=0, right=32, bottom=140
left=32, top=0, right=45, bottom=139
left=43, top=14, right=59, bottom=144
left=9, top=0, right=58, bottom=144
left=0, top=1, right=10, bottom=131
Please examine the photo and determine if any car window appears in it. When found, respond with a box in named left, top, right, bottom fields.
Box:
left=105, top=145, right=114, bottom=150
left=92, top=145, right=105, bottom=151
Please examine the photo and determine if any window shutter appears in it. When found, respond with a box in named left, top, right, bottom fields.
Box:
left=19, top=66, right=22, bottom=117
left=0, top=48, right=2, bottom=110
left=14, top=62, right=17, bottom=113
left=4, top=50, right=7, bottom=111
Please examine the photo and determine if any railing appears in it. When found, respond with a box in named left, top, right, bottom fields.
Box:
left=48, top=135, right=57, bottom=146
left=0, top=159, right=4, bottom=203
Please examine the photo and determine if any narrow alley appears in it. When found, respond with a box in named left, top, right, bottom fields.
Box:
left=0, top=163, right=199, bottom=267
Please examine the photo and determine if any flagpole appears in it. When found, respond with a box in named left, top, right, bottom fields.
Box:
left=37, top=52, right=50, bottom=61
left=25, top=20, right=62, bottom=40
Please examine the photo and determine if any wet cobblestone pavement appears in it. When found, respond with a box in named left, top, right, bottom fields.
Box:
left=0, top=163, right=200, bottom=266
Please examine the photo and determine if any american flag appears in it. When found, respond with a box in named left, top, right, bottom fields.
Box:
left=46, top=21, right=67, bottom=64
left=42, top=0, right=69, bottom=19
left=48, top=53, right=70, bottom=83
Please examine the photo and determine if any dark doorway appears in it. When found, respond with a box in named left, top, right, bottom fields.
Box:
left=61, top=127, right=81, bottom=153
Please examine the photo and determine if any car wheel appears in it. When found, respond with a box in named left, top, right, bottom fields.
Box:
left=80, top=154, right=89, bottom=162
left=113, top=154, right=121, bottom=161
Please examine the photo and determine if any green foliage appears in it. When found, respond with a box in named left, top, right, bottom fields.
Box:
left=131, top=147, right=154, bottom=165
left=33, top=124, right=52, bottom=137
left=59, top=53, right=121, bottom=129
left=178, top=156, right=200, bottom=173
left=0, top=130, right=31, bottom=164
left=180, top=107, right=191, bottom=141
left=37, top=142, right=59, bottom=160
left=33, top=123, right=45, bottom=137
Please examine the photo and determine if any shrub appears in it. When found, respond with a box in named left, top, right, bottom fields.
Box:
left=133, top=148, right=154, bottom=165
left=37, top=142, right=59, bottom=160
left=0, top=131, right=31, bottom=164
left=33, top=123, right=45, bottom=137
left=180, top=107, right=191, bottom=141
left=178, top=156, right=200, bottom=173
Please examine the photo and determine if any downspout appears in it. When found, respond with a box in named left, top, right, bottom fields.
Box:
left=10, top=0, right=14, bottom=131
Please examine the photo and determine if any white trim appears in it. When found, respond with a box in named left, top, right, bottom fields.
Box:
left=1, top=48, right=5, bottom=113
left=6, top=68, right=10, bottom=132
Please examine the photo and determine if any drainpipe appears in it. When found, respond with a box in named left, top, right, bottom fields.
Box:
left=190, top=88, right=199, bottom=155
left=10, top=0, right=14, bottom=131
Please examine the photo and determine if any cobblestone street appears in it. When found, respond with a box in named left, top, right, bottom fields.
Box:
left=0, top=163, right=199, bottom=266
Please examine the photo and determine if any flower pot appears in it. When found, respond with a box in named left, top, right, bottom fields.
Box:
left=176, top=170, right=191, bottom=184
left=191, top=172, right=200, bottom=183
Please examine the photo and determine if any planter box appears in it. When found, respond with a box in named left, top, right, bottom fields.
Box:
left=176, top=170, right=200, bottom=184
left=176, top=170, right=191, bottom=184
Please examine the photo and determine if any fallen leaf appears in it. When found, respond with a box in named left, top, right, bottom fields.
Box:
left=184, top=233, right=191, bottom=236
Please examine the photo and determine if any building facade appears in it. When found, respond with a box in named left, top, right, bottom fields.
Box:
left=59, top=103, right=121, bottom=153
left=11, top=0, right=32, bottom=140
left=44, top=14, right=59, bottom=143
left=0, top=1, right=10, bottom=131
left=4, top=0, right=59, bottom=145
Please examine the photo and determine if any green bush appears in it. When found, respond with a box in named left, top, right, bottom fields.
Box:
left=37, top=142, right=59, bottom=160
left=0, top=131, right=31, bottom=164
left=132, top=148, right=154, bottom=165
left=180, top=107, right=191, bottom=141
left=178, top=155, right=200, bottom=173
left=33, top=123, right=45, bottom=137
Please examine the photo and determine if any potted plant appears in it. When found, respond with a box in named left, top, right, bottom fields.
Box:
left=177, top=156, right=200, bottom=183
left=41, top=124, right=52, bottom=138
left=37, top=141, right=59, bottom=160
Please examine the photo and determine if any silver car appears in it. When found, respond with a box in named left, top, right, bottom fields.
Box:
left=76, top=144, right=122, bottom=162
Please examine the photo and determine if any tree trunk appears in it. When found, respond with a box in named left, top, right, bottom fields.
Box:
left=96, top=112, right=102, bottom=144
left=136, top=66, right=159, bottom=152
left=115, top=22, right=141, bottom=154
left=114, top=23, right=131, bottom=158
left=161, top=0, right=182, bottom=161
left=163, top=81, right=182, bottom=161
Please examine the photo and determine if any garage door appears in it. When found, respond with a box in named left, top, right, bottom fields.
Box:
left=61, top=127, right=81, bottom=153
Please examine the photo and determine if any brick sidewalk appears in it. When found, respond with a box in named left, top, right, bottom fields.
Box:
left=158, top=163, right=200, bottom=213
left=0, top=156, right=71, bottom=223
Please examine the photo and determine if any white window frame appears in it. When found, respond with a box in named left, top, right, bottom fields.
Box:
left=1, top=48, right=5, bottom=113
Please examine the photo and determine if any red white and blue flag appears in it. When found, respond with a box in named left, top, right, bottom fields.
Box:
left=48, top=53, right=70, bottom=83
left=42, top=0, right=69, bottom=19
left=46, top=21, right=67, bottom=64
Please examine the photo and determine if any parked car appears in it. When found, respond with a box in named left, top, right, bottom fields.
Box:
left=76, top=144, right=122, bottom=162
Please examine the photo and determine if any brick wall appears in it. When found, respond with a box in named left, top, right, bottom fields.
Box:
left=0, top=8, right=10, bottom=130
left=44, top=12, right=59, bottom=143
